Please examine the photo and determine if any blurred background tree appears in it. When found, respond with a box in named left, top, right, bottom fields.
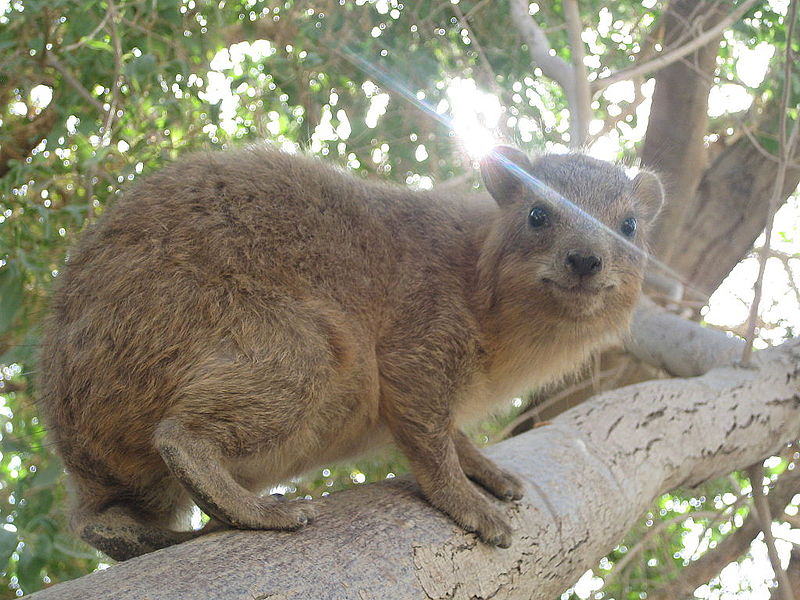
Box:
left=0, top=0, right=798, bottom=597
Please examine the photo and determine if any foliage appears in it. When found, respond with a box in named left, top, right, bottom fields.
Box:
left=0, top=0, right=796, bottom=596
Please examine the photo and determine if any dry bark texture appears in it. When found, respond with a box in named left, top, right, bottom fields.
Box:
left=27, top=307, right=800, bottom=600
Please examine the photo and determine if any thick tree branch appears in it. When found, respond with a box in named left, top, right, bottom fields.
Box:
left=642, top=3, right=800, bottom=290
left=27, top=311, right=800, bottom=599
left=626, top=296, right=743, bottom=377
left=672, top=115, right=800, bottom=295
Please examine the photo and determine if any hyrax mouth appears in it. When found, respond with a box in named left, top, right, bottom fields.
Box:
left=542, top=277, right=614, bottom=296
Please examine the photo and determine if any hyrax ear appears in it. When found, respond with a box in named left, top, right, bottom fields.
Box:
left=632, top=169, right=664, bottom=224
left=480, top=145, right=534, bottom=208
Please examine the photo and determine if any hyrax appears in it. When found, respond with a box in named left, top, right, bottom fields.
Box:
left=38, top=145, right=663, bottom=560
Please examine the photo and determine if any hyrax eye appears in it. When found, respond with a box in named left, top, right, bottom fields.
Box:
left=621, top=217, right=637, bottom=237
left=528, top=206, right=550, bottom=228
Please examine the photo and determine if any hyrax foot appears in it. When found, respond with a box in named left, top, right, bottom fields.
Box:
left=472, top=466, right=525, bottom=502
left=428, top=484, right=514, bottom=548
left=228, top=497, right=316, bottom=531
left=75, top=505, right=200, bottom=561
left=453, top=432, right=525, bottom=502
left=453, top=500, right=514, bottom=548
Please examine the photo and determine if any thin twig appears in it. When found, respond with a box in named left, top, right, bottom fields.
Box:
left=750, top=247, right=800, bottom=308
left=507, top=0, right=588, bottom=147
left=462, top=0, right=493, bottom=22
left=451, top=1, right=509, bottom=137
left=742, top=122, right=782, bottom=164
left=605, top=510, right=725, bottom=587
left=102, top=0, right=124, bottom=146
left=741, top=0, right=800, bottom=364
left=44, top=55, right=105, bottom=113
left=588, top=77, right=646, bottom=145
left=119, top=15, right=190, bottom=65
left=748, top=465, right=796, bottom=600
left=780, top=258, right=800, bottom=309
left=63, top=11, right=111, bottom=52
left=452, top=3, right=497, bottom=91
left=563, top=0, right=590, bottom=147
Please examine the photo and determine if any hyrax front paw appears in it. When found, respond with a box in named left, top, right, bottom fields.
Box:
left=476, top=467, right=525, bottom=502
left=456, top=501, right=514, bottom=548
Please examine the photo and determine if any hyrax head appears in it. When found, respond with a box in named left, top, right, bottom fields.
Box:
left=479, top=146, right=664, bottom=321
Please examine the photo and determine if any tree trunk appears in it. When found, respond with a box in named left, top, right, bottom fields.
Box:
left=26, top=306, right=800, bottom=600
left=640, top=2, right=800, bottom=297
left=672, top=129, right=800, bottom=295
left=641, top=0, right=727, bottom=264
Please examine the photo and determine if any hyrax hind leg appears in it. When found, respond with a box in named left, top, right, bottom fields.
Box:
left=151, top=314, right=339, bottom=532
left=154, top=417, right=316, bottom=530
left=70, top=473, right=221, bottom=561
left=74, top=504, right=207, bottom=562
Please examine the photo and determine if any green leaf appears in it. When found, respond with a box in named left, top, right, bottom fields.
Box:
left=85, top=39, right=112, bottom=52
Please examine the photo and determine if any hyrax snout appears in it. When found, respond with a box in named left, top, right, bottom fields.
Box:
left=38, top=144, right=663, bottom=559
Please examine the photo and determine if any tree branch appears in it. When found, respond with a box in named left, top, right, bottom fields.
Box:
left=626, top=296, right=743, bottom=377
left=741, top=0, right=800, bottom=365
left=592, top=0, right=760, bottom=92
left=27, top=314, right=800, bottom=599
left=563, top=0, right=590, bottom=146
left=508, top=0, right=590, bottom=147
left=647, top=467, right=800, bottom=600
left=749, top=465, right=796, bottom=600
left=640, top=0, right=730, bottom=265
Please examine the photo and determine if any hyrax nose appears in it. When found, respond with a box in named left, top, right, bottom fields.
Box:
left=565, top=251, right=603, bottom=277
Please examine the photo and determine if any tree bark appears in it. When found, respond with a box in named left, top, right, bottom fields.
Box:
left=626, top=296, right=745, bottom=376
left=26, top=308, right=800, bottom=600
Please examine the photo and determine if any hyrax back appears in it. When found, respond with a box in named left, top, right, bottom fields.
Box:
left=38, top=145, right=662, bottom=559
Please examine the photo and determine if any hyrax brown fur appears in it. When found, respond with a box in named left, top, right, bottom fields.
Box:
left=38, top=145, right=663, bottom=560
